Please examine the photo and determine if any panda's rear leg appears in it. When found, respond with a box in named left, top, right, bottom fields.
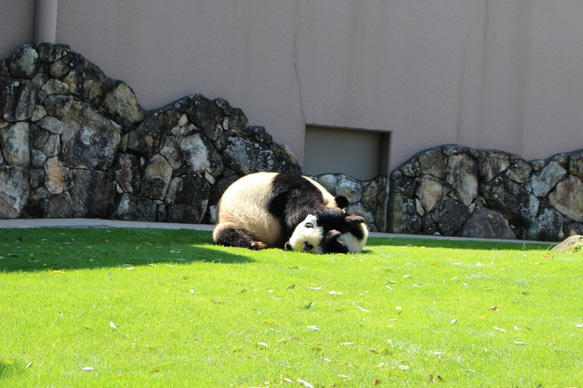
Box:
left=213, top=223, right=267, bottom=250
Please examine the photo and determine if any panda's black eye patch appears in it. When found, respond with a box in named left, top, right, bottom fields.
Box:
left=305, top=222, right=314, bottom=228
left=303, top=241, right=314, bottom=251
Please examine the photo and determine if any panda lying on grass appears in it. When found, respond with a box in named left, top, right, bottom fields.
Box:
left=284, top=213, right=368, bottom=254
left=213, top=172, right=368, bottom=253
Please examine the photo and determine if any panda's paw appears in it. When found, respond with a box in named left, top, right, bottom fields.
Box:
left=345, top=215, right=365, bottom=224
left=250, top=241, right=268, bottom=250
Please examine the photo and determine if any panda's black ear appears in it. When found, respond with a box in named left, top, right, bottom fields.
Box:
left=334, top=195, right=349, bottom=209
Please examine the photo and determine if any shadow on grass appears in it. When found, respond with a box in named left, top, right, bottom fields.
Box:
left=367, top=235, right=554, bottom=251
left=0, top=228, right=252, bottom=272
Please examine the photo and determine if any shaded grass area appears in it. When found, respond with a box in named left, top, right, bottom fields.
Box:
left=1, top=228, right=581, bottom=387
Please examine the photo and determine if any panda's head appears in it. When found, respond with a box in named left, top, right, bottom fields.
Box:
left=284, top=214, right=324, bottom=254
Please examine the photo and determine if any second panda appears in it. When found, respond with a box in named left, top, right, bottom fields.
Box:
left=213, top=172, right=363, bottom=251
left=284, top=213, right=369, bottom=254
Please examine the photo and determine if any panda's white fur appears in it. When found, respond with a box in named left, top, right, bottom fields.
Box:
left=285, top=214, right=324, bottom=254
left=337, top=221, right=369, bottom=253
left=214, top=173, right=283, bottom=248
left=287, top=213, right=369, bottom=254
left=213, top=172, right=346, bottom=250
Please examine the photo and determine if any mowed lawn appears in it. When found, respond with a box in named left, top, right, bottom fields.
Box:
left=1, top=227, right=582, bottom=387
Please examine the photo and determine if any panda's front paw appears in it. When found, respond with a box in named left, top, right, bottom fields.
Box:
left=250, top=241, right=267, bottom=250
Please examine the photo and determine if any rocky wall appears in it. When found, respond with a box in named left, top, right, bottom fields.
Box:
left=3, top=43, right=582, bottom=240
left=0, top=43, right=302, bottom=224
left=389, top=145, right=583, bottom=241
left=0, top=43, right=389, bottom=230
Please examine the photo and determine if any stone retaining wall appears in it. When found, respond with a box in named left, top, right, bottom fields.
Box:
left=2, top=43, right=582, bottom=240
left=389, top=145, right=583, bottom=241
left=1, top=43, right=390, bottom=230
left=0, top=43, right=301, bottom=224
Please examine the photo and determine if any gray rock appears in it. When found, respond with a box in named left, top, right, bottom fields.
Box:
left=37, top=116, right=64, bottom=134
left=418, top=148, right=446, bottom=180
left=6, top=44, right=39, bottom=79
left=526, top=207, right=564, bottom=242
left=43, top=95, right=74, bottom=119
left=113, top=193, right=158, bottom=221
left=29, top=168, right=45, bottom=188
left=505, top=157, right=532, bottom=183
left=222, top=137, right=281, bottom=175
left=114, top=153, right=142, bottom=194
left=165, top=173, right=211, bottom=223
left=336, top=176, right=362, bottom=204
left=63, top=52, right=113, bottom=104
left=31, top=104, right=47, bottom=122
left=528, top=161, right=566, bottom=197
left=0, top=166, right=29, bottom=218
left=70, top=169, right=116, bottom=218
left=0, top=78, right=35, bottom=121
left=565, top=222, right=583, bottom=236
left=315, top=174, right=338, bottom=194
left=31, top=149, right=46, bottom=168
left=549, top=176, right=583, bottom=222
left=1, top=122, right=30, bottom=167
left=186, top=94, right=224, bottom=141
left=459, top=203, right=516, bottom=239
left=178, top=131, right=224, bottom=177
left=550, top=235, right=583, bottom=253
left=44, top=157, right=69, bottom=195
left=389, top=192, right=421, bottom=234
left=61, top=102, right=121, bottom=170
left=214, top=97, right=250, bottom=136
left=127, top=108, right=180, bottom=156
left=101, top=81, right=145, bottom=129
left=416, top=175, right=451, bottom=213
left=47, top=192, right=75, bottom=218
left=445, top=154, right=478, bottom=206
left=43, top=134, right=60, bottom=158
left=42, top=79, right=69, bottom=95
left=478, top=151, right=512, bottom=182
left=140, top=154, right=173, bottom=200
left=570, top=153, right=583, bottom=181
left=481, top=176, right=539, bottom=227
left=400, top=159, right=420, bottom=178
left=431, top=197, right=469, bottom=236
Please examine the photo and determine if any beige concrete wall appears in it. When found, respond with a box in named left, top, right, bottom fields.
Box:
left=3, top=1, right=583, bottom=172
left=0, top=0, right=35, bottom=55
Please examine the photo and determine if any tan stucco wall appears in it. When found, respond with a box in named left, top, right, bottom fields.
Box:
left=3, top=1, right=583, bottom=172
left=0, top=1, right=35, bottom=55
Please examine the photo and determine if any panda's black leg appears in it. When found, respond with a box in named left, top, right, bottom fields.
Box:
left=214, top=224, right=267, bottom=250
left=323, top=230, right=349, bottom=254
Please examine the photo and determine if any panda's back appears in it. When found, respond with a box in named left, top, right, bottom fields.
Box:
left=216, top=172, right=284, bottom=247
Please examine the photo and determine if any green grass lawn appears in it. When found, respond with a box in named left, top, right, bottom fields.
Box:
left=1, top=228, right=582, bottom=387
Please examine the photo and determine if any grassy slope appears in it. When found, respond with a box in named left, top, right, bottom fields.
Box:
left=0, top=228, right=581, bottom=387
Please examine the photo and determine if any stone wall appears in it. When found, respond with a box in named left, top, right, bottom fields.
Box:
left=3, top=43, right=583, bottom=240
left=1, top=42, right=389, bottom=230
left=389, top=145, right=583, bottom=241
left=0, top=43, right=301, bottom=224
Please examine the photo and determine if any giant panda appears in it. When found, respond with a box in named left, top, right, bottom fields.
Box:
left=284, top=213, right=369, bottom=254
left=213, top=172, right=360, bottom=250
